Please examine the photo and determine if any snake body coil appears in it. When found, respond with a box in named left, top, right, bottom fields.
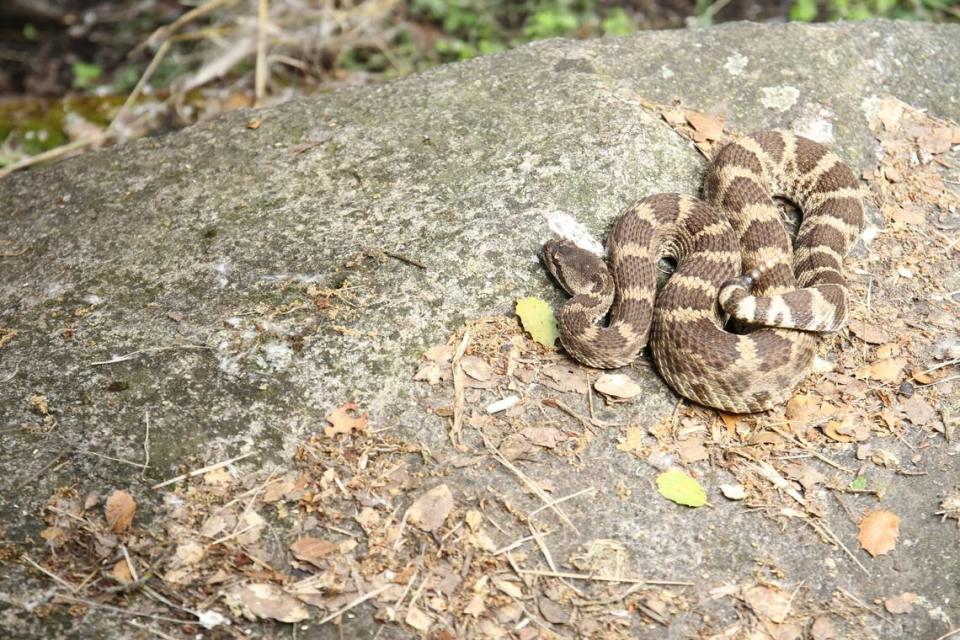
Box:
left=543, top=131, right=864, bottom=413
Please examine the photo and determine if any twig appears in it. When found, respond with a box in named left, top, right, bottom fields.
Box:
left=935, top=629, right=960, bottom=640
left=22, top=555, right=78, bottom=593
left=449, top=331, right=470, bottom=452
left=53, top=593, right=192, bottom=625
left=382, top=250, right=426, bottom=270
left=318, top=583, right=392, bottom=625
left=767, top=425, right=855, bottom=473
left=127, top=621, right=179, bottom=640
left=152, top=451, right=256, bottom=489
left=142, top=410, right=151, bottom=478
left=207, top=524, right=257, bottom=547
left=518, top=569, right=692, bottom=586
left=121, top=545, right=140, bottom=582
left=0, top=135, right=104, bottom=179
left=808, top=519, right=870, bottom=576
left=528, top=487, right=596, bottom=518
left=480, top=433, right=579, bottom=533
left=90, top=344, right=211, bottom=366
left=141, top=0, right=237, bottom=51
left=919, top=358, right=960, bottom=376
left=528, top=521, right=557, bottom=572
left=74, top=448, right=150, bottom=469
left=837, top=587, right=894, bottom=623
left=254, top=0, right=268, bottom=107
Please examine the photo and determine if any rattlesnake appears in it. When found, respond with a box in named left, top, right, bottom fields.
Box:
left=542, top=131, right=864, bottom=413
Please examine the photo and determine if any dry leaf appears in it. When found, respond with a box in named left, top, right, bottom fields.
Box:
left=407, top=484, right=455, bottom=532
left=883, top=592, right=918, bottom=614
left=901, top=394, right=936, bottom=426
left=540, top=363, right=588, bottom=394
left=460, top=355, right=493, bottom=382
left=538, top=597, right=570, bottom=624
left=617, top=426, right=645, bottom=454
left=676, top=438, right=709, bottom=463
left=847, top=320, right=891, bottom=345
left=858, top=509, right=901, bottom=557
left=719, top=484, right=747, bottom=500
left=174, top=541, right=206, bottom=566
left=810, top=615, right=837, bottom=640
left=105, top=490, right=136, bottom=533
left=684, top=110, right=725, bottom=141
left=110, top=559, right=134, bottom=584
left=405, top=606, right=432, bottom=631
left=324, top=402, right=368, bottom=437
left=917, top=127, right=953, bottom=154
left=226, top=583, right=309, bottom=623
left=594, top=373, right=642, bottom=399
left=289, top=537, right=337, bottom=567
left=742, top=584, right=791, bottom=623
left=856, top=357, right=906, bottom=383
left=521, top=426, right=562, bottom=449
left=889, top=205, right=925, bottom=225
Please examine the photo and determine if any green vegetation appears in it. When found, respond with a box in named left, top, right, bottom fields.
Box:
left=789, top=0, right=960, bottom=21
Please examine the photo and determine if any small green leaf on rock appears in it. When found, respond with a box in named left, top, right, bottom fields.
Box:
left=849, top=475, right=868, bottom=491
left=656, top=469, right=707, bottom=507
left=516, top=297, right=558, bottom=347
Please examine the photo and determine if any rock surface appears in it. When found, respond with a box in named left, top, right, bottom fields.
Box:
left=1, top=19, right=959, bottom=639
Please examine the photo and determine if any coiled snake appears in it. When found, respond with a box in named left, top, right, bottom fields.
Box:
left=543, top=131, right=864, bottom=413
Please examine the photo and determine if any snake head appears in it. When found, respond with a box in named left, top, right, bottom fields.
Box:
left=542, top=239, right=612, bottom=297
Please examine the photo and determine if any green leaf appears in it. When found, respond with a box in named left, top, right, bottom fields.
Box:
left=601, top=8, right=634, bottom=37
left=849, top=475, right=868, bottom=490
left=72, top=62, right=103, bottom=90
left=789, top=0, right=818, bottom=21
left=656, top=470, right=707, bottom=507
left=23, top=23, right=38, bottom=41
left=516, top=297, right=559, bottom=348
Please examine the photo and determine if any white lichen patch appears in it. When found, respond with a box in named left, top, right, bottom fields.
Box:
left=660, top=65, right=674, bottom=79
left=860, top=95, right=883, bottom=125
left=545, top=210, right=605, bottom=256
left=793, top=105, right=836, bottom=143
left=760, top=86, right=800, bottom=112
left=723, top=53, right=748, bottom=76
left=260, top=340, right=295, bottom=371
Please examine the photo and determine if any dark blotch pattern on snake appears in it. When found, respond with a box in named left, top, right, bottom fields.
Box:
left=542, top=131, right=864, bottom=413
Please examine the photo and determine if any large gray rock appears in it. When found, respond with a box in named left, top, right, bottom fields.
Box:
left=1, top=19, right=959, bottom=638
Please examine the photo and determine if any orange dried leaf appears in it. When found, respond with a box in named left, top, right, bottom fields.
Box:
left=289, top=537, right=337, bottom=567
left=110, top=559, right=134, bottom=584
left=324, top=403, right=368, bottom=437
left=684, top=110, right=724, bottom=141
left=407, top=484, right=455, bottom=532
left=105, top=490, right=136, bottom=533
left=858, top=509, right=901, bottom=557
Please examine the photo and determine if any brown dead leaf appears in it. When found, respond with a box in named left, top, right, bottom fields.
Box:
left=742, top=584, right=791, bottom=624
left=684, top=110, right=725, bottom=142
left=847, top=320, right=891, bottom=345
left=856, top=357, right=907, bottom=384
left=875, top=98, right=904, bottom=131
left=917, top=127, right=953, bottom=154
left=538, top=597, right=570, bottom=624
left=413, top=362, right=446, bottom=385
left=888, top=205, right=926, bottom=225
left=460, top=355, right=493, bottom=382
left=289, top=537, right=337, bottom=567
left=407, top=484, right=455, bottom=532
left=785, top=393, right=818, bottom=431
left=104, top=490, right=136, bottom=533
left=883, top=592, right=918, bottom=615
left=540, top=363, right=588, bottom=394
left=324, top=403, right=368, bottom=437
left=174, top=540, right=205, bottom=566
left=594, top=373, right=642, bottom=400
left=110, top=559, right=134, bottom=584
left=810, top=615, right=837, bottom=640
left=226, top=583, right=309, bottom=623
left=858, top=509, right=901, bottom=557
left=405, top=606, right=433, bottom=631
left=520, top=426, right=563, bottom=449
left=901, top=394, right=936, bottom=426
left=676, top=438, right=709, bottom=464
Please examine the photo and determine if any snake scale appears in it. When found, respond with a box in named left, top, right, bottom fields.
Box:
left=543, top=131, right=864, bottom=413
